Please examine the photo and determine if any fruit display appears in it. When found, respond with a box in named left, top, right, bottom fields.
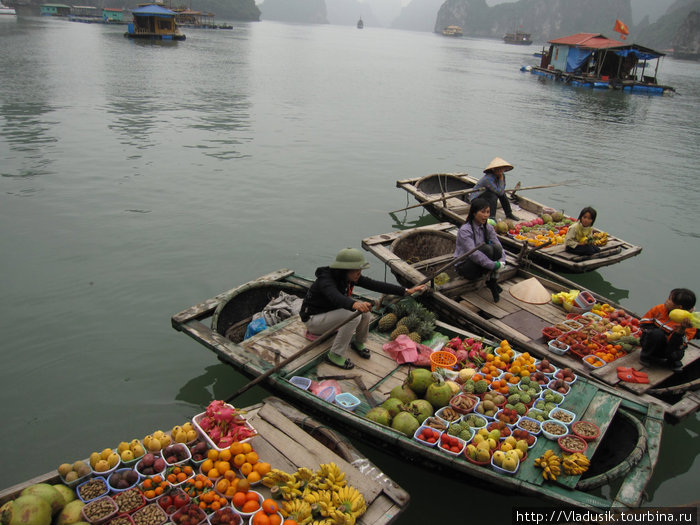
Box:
left=88, top=449, right=120, bottom=474
left=262, top=463, right=366, bottom=525
left=107, top=469, right=139, bottom=491
left=561, top=452, right=590, bottom=475
left=558, top=435, right=587, bottom=454
left=139, top=475, right=169, bottom=500
left=445, top=421, right=473, bottom=442
left=549, top=409, right=575, bottom=425
left=547, top=379, right=570, bottom=395
left=492, top=449, right=520, bottom=473
left=165, top=464, right=194, bottom=486
left=57, top=461, right=92, bottom=485
left=553, top=368, right=576, bottom=383
left=486, top=420, right=511, bottom=438
left=170, top=423, right=199, bottom=444
left=511, top=429, right=537, bottom=447
left=136, top=454, right=166, bottom=477
left=169, top=503, right=205, bottom=525
left=542, top=421, right=567, bottom=438
left=116, top=440, right=147, bottom=464
left=194, top=401, right=257, bottom=449
left=462, top=414, right=487, bottom=430
left=505, top=214, right=573, bottom=248
left=180, top=474, right=213, bottom=499
left=439, top=434, right=466, bottom=454
left=82, top=497, right=118, bottom=523
left=516, top=418, right=540, bottom=435
left=188, top=441, right=209, bottom=463
left=449, top=393, right=478, bottom=414
left=534, top=450, right=561, bottom=481
left=77, top=478, right=108, bottom=502
left=571, top=421, right=601, bottom=441
left=376, top=297, right=437, bottom=343
left=208, top=507, right=241, bottom=525
left=423, top=416, right=448, bottom=431
left=414, top=426, right=442, bottom=445
left=143, top=431, right=172, bottom=454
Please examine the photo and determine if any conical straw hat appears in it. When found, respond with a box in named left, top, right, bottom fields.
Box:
left=484, top=157, right=514, bottom=173
left=508, top=277, right=551, bottom=304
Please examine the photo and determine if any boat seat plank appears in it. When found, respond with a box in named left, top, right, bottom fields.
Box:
left=487, top=319, right=533, bottom=345
left=457, top=290, right=511, bottom=318
left=254, top=403, right=384, bottom=502
left=500, top=310, right=553, bottom=342
left=358, top=495, right=403, bottom=525
left=666, top=391, right=700, bottom=422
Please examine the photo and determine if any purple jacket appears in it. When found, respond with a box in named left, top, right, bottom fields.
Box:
left=455, top=221, right=505, bottom=269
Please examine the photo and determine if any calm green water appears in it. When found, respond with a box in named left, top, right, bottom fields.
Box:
left=1, top=16, right=699, bottom=520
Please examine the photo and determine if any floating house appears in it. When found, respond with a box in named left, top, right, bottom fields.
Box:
left=68, top=5, right=101, bottom=22
left=524, top=33, right=673, bottom=94
left=103, top=7, right=126, bottom=23
left=124, top=4, right=185, bottom=41
left=40, top=3, right=70, bottom=16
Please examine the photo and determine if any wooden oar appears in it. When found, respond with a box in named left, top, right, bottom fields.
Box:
left=225, top=310, right=363, bottom=402
left=390, top=180, right=576, bottom=214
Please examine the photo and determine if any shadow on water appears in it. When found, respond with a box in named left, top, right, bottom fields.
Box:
left=389, top=211, right=440, bottom=231
left=175, top=362, right=269, bottom=410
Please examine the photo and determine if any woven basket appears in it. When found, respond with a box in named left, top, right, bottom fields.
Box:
left=391, top=229, right=456, bottom=264
left=430, top=351, right=457, bottom=372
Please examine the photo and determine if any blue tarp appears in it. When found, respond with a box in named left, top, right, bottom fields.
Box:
left=565, top=48, right=592, bottom=72
left=613, top=49, right=661, bottom=60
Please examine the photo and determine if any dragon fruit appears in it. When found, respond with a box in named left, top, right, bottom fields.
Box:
left=197, top=400, right=256, bottom=448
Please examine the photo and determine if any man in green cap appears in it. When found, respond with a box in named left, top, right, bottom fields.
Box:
left=300, top=248, right=426, bottom=369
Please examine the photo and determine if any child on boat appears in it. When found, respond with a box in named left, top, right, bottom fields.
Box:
left=639, top=288, right=697, bottom=373
left=300, top=248, right=426, bottom=370
left=467, top=157, right=520, bottom=220
left=564, top=207, right=601, bottom=256
left=454, top=198, right=506, bottom=302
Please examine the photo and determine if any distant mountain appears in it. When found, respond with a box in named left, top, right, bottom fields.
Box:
left=635, top=0, right=700, bottom=51
left=258, top=0, right=328, bottom=23
left=391, top=0, right=445, bottom=31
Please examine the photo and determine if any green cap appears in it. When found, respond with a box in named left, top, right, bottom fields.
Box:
left=329, top=248, right=370, bottom=270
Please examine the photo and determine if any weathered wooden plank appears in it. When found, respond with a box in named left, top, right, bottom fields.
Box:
left=358, top=496, right=403, bottom=525
left=255, top=404, right=384, bottom=502
left=458, top=290, right=511, bottom=318
left=666, top=391, right=700, bottom=422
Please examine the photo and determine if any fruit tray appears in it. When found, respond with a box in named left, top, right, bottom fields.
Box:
left=547, top=340, right=569, bottom=356
left=192, top=411, right=256, bottom=452
left=490, top=454, right=519, bottom=476
left=413, top=425, right=443, bottom=447
left=571, top=420, right=601, bottom=442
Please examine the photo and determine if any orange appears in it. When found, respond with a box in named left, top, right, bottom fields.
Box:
left=229, top=442, right=244, bottom=456
left=232, top=492, right=247, bottom=509
left=144, top=490, right=156, bottom=499
left=200, top=459, right=214, bottom=474
left=215, top=461, right=231, bottom=473
left=241, top=500, right=260, bottom=513
left=218, top=449, right=232, bottom=462
left=216, top=479, right=230, bottom=493
left=233, top=454, right=247, bottom=468
left=207, top=468, right=220, bottom=480
left=245, top=492, right=259, bottom=502
left=247, top=471, right=261, bottom=484
left=225, top=486, right=237, bottom=498
left=241, top=443, right=253, bottom=454
left=252, top=512, right=270, bottom=525
left=236, top=479, right=250, bottom=493
left=261, top=499, right=278, bottom=514
left=254, top=462, right=271, bottom=476
left=210, top=502, right=221, bottom=511
left=240, top=462, right=253, bottom=476
left=183, top=465, right=194, bottom=475
left=207, top=449, right=220, bottom=461
left=154, top=486, right=164, bottom=496
left=268, top=515, right=281, bottom=525
left=283, top=520, right=299, bottom=525
left=224, top=469, right=237, bottom=481
left=245, top=451, right=259, bottom=465
left=142, top=479, right=153, bottom=489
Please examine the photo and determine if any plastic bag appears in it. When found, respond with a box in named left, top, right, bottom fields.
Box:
left=243, top=317, right=267, bottom=340
left=382, top=335, right=418, bottom=364
left=414, top=344, right=433, bottom=368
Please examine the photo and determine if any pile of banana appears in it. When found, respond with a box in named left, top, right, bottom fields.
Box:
left=263, top=462, right=366, bottom=525
left=534, top=449, right=562, bottom=481
left=562, top=452, right=590, bottom=475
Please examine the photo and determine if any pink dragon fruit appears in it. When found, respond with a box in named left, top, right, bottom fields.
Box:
left=198, top=400, right=256, bottom=448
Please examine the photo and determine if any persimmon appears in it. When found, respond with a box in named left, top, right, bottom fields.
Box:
left=283, top=520, right=299, bottom=525
left=252, top=513, right=270, bottom=525
left=240, top=463, right=253, bottom=476
left=218, top=449, right=232, bottom=462
left=268, top=514, right=281, bottom=525
left=245, top=492, right=259, bottom=502
left=233, top=454, right=246, bottom=468
left=261, top=499, right=278, bottom=514
left=232, top=492, right=247, bottom=509
left=241, top=500, right=260, bottom=513
left=236, top=479, right=250, bottom=493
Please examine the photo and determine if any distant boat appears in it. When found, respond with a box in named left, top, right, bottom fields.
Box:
left=504, top=31, right=532, bottom=45
left=125, top=4, right=185, bottom=41
left=442, top=25, right=462, bottom=37
left=0, top=2, right=16, bottom=15
left=357, top=17, right=363, bottom=29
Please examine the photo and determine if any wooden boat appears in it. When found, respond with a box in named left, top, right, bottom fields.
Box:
left=441, top=26, right=463, bottom=37
left=395, top=172, right=642, bottom=272
left=362, top=223, right=700, bottom=423
left=0, top=2, right=17, bottom=15
left=357, top=18, right=363, bottom=29
left=504, top=31, right=532, bottom=45
left=0, top=396, right=408, bottom=525
left=171, top=269, right=664, bottom=510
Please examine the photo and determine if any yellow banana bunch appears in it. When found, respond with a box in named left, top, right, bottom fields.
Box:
left=280, top=478, right=303, bottom=501
left=331, top=486, right=366, bottom=518
left=281, top=499, right=312, bottom=525
left=294, top=467, right=315, bottom=491
left=304, top=490, right=334, bottom=519
left=328, top=509, right=357, bottom=525
left=263, top=468, right=296, bottom=488
left=308, top=463, right=346, bottom=492
left=562, top=453, right=590, bottom=475
left=593, top=231, right=608, bottom=246
left=534, top=449, right=562, bottom=481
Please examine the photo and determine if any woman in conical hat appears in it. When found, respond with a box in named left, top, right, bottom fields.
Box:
left=467, top=157, right=520, bottom=221
left=300, top=248, right=426, bottom=369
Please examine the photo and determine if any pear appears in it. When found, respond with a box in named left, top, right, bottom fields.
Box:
left=466, top=444, right=478, bottom=460
left=120, top=449, right=134, bottom=462
left=152, top=430, right=165, bottom=441
left=185, top=430, right=198, bottom=442
left=505, top=436, right=517, bottom=447
left=117, top=442, right=130, bottom=454
left=100, top=448, right=113, bottom=461
left=107, top=453, right=120, bottom=468
left=488, top=429, right=501, bottom=441
left=476, top=448, right=491, bottom=462
left=500, top=442, right=513, bottom=452
left=492, top=450, right=505, bottom=467
left=182, top=422, right=194, bottom=432
left=472, top=434, right=484, bottom=445
left=174, top=430, right=188, bottom=444
left=88, top=452, right=100, bottom=468
left=488, top=438, right=498, bottom=450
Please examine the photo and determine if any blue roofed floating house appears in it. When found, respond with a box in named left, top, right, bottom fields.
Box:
left=124, top=4, right=185, bottom=41
left=522, top=32, right=673, bottom=94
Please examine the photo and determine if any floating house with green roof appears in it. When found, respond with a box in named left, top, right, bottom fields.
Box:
left=40, top=4, right=71, bottom=17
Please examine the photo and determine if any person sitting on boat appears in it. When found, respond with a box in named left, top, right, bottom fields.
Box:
left=467, top=157, right=520, bottom=221
left=300, top=248, right=426, bottom=370
left=639, top=288, right=696, bottom=373
left=564, top=207, right=601, bottom=256
left=454, top=198, right=506, bottom=302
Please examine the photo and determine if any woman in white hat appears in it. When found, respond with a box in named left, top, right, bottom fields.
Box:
left=300, top=248, right=426, bottom=369
left=468, top=157, right=520, bottom=221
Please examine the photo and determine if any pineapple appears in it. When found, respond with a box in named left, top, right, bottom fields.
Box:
left=390, top=325, right=410, bottom=340
left=378, top=313, right=398, bottom=332
left=416, top=321, right=434, bottom=342
left=407, top=332, right=422, bottom=344
left=399, top=313, right=422, bottom=332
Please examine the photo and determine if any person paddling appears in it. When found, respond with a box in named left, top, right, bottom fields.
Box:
left=467, top=157, right=520, bottom=221
left=300, top=248, right=426, bottom=369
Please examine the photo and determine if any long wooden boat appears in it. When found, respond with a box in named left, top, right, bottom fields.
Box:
left=362, top=223, right=700, bottom=423
left=395, top=172, right=642, bottom=272
left=0, top=396, right=407, bottom=525
left=171, top=269, right=664, bottom=510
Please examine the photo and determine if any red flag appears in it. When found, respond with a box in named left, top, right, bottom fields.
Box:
left=614, top=19, right=629, bottom=39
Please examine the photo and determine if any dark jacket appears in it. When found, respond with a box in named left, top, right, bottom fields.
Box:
left=300, top=267, right=406, bottom=321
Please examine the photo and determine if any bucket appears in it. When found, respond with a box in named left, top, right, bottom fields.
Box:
left=430, top=351, right=457, bottom=372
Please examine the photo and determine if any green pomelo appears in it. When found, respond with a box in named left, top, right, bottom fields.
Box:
left=425, top=381, right=453, bottom=410
left=55, top=500, right=85, bottom=525
left=20, top=484, right=64, bottom=515
left=408, top=399, right=433, bottom=424
left=389, top=384, right=417, bottom=404
left=381, top=398, right=405, bottom=419
left=0, top=495, right=52, bottom=525
left=391, top=411, right=420, bottom=437
left=52, top=485, right=76, bottom=506
left=365, top=407, right=391, bottom=427
left=405, top=368, right=434, bottom=396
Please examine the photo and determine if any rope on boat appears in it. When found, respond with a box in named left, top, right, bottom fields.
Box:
left=647, top=378, right=700, bottom=395
left=575, top=409, right=647, bottom=491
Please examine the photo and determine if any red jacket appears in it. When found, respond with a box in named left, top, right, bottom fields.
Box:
left=640, top=304, right=697, bottom=343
